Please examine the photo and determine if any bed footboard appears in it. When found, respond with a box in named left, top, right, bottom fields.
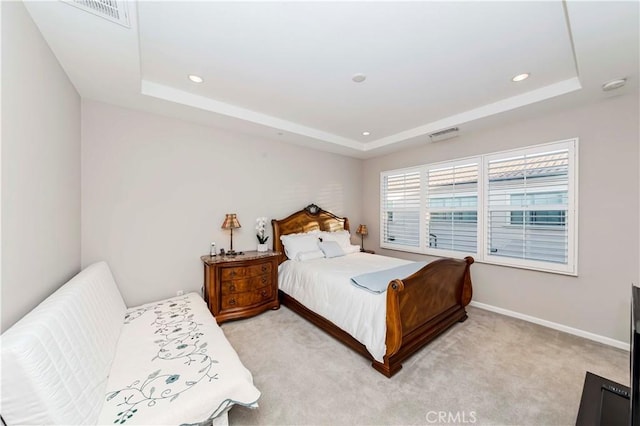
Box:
left=373, top=256, right=474, bottom=377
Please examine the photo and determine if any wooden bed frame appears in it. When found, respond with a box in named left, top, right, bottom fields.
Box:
left=272, top=204, right=474, bottom=378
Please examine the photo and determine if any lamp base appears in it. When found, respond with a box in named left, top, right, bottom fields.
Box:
left=226, top=250, right=237, bottom=257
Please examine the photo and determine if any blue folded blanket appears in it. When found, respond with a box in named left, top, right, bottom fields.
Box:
left=351, top=262, right=428, bottom=294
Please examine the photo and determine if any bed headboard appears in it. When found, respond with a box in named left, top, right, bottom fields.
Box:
left=271, top=204, right=350, bottom=264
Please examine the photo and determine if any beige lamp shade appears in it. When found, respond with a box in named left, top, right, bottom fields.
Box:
left=221, top=213, right=241, bottom=229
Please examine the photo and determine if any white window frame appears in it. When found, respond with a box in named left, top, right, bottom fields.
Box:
left=380, top=138, right=578, bottom=276
left=482, top=140, right=578, bottom=275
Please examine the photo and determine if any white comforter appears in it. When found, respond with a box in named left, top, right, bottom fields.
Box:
left=278, top=252, right=413, bottom=362
left=98, top=293, right=260, bottom=425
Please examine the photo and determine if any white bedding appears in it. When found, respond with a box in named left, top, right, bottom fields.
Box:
left=278, top=252, right=413, bottom=362
left=98, top=293, right=260, bottom=425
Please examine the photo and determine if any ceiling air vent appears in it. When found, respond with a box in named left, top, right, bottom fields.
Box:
left=428, top=127, right=459, bottom=143
left=61, top=0, right=130, bottom=28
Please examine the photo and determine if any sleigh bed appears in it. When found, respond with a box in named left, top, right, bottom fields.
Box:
left=272, top=204, right=474, bottom=377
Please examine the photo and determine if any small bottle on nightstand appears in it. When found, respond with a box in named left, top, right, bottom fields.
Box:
left=210, top=242, right=216, bottom=257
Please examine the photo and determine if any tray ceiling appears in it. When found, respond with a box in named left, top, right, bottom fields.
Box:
left=24, top=1, right=639, bottom=158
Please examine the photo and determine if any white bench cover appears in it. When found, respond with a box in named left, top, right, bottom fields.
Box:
left=1, top=262, right=259, bottom=425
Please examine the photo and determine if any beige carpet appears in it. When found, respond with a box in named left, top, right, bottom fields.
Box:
left=221, top=306, right=628, bottom=426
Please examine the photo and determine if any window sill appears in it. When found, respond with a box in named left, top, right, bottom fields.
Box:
left=379, top=245, right=577, bottom=276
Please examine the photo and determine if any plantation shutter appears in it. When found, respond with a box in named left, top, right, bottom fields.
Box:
left=381, top=170, right=421, bottom=247
left=425, top=162, right=478, bottom=254
left=486, top=148, right=570, bottom=265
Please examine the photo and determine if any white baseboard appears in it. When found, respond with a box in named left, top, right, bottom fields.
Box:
left=469, top=301, right=630, bottom=352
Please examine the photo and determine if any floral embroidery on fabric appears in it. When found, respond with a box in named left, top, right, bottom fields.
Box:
left=106, top=297, right=219, bottom=424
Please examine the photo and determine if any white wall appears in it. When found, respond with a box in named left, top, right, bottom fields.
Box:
left=81, top=100, right=363, bottom=306
left=1, top=1, right=81, bottom=331
left=364, top=94, right=639, bottom=344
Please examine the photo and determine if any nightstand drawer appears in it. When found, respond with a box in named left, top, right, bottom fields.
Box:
left=220, top=262, right=272, bottom=280
left=221, top=274, right=270, bottom=294
left=221, top=286, right=273, bottom=310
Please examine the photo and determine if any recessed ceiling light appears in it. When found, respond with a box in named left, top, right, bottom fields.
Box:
left=188, top=74, right=204, bottom=83
left=362, top=131, right=371, bottom=136
left=352, top=74, right=367, bottom=83
left=602, top=78, right=627, bottom=91
left=512, top=73, right=530, bottom=82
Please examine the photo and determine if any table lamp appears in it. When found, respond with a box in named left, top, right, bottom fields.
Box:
left=356, top=224, right=368, bottom=252
left=222, top=213, right=241, bottom=256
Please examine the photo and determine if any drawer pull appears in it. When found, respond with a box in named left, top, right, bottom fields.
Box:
left=261, top=265, right=267, bottom=272
left=229, top=298, right=236, bottom=305
left=230, top=271, right=236, bottom=277
left=261, top=290, right=268, bottom=298
left=261, top=277, right=267, bottom=284
left=229, top=284, right=236, bottom=292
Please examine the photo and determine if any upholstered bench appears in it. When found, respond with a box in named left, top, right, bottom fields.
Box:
left=1, top=262, right=260, bottom=425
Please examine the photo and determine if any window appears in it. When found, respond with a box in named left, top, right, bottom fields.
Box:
left=380, top=139, right=578, bottom=275
left=381, top=170, right=420, bottom=247
left=426, top=162, right=479, bottom=255
left=485, top=145, right=574, bottom=270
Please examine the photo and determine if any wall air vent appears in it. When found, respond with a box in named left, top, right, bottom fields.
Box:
left=428, top=127, right=459, bottom=143
left=61, top=0, right=130, bottom=28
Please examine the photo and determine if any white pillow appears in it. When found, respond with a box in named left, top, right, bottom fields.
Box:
left=343, top=244, right=361, bottom=254
left=296, top=250, right=325, bottom=261
left=319, top=230, right=352, bottom=248
left=318, top=241, right=345, bottom=258
left=280, top=231, right=320, bottom=260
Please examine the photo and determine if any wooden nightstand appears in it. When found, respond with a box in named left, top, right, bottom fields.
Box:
left=201, top=251, right=280, bottom=324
